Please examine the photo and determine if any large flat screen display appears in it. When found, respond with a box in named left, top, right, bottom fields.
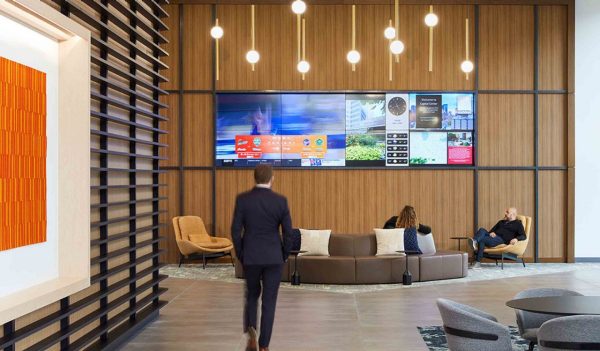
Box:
left=216, top=92, right=475, bottom=167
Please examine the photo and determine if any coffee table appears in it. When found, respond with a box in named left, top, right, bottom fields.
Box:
left=506, top=296, right=600, bottom=316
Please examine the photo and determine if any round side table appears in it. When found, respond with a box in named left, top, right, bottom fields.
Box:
left=289, top=250, right=307, bottom=285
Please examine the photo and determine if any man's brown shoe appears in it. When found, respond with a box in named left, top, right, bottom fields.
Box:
left=245, top=326, right=258, bottom=351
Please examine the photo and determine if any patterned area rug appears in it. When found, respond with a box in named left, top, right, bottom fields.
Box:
left=160, top=263, right=600, bottom=294
left=417, top=326, right=533, bottom=351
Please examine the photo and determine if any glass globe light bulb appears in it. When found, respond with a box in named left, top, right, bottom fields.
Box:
left=461, top=60, right=474, bottom=73
left=246, top=50, right=260, bottom=64
left=297, top=60, right=310, bottom=73
left=210, top=25, right=223, bottom=39
left=384, top=26, right=396, bottom=40
left=389, top=40, right=405, bottom=55
left=347, top=50, right=361, bottom=64
left=291, top=0, right=306, bottom=14
left=424, top=13, right=439, bottom=27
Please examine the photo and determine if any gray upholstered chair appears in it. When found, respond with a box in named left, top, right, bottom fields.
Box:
left=538, top=315, right=600, bottom=351
left=437, top=298, right=512, bottom=351
left=514, top=288, right=584, bottom=351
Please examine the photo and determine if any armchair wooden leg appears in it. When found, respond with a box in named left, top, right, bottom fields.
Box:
left=495, top=259, right=498, bottom=266
left=521, top=257, right=526, bottom=268
left=501, top=255, right=504, bottom=270
left=179, top=254, right=184, bottom=268
left=229, top=252, right=235, bottom=267
left=202, top=253, right=207, bottom=269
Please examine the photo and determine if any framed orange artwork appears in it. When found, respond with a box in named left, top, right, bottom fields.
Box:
left=0, top=56, right=47, bottom=251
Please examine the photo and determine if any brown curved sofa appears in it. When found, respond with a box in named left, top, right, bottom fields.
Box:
left=235, top=233, right=468, bottom=284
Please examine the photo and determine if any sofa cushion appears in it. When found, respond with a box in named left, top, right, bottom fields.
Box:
left=417, top=232, right=436, bottom=255
left=403, top=227, right=422, bottom=254
left=353, top=234, right=377, bottom=256
left=419, top=251, right=468, bottom=281
left=328, top=234, right=356, bottom=256
left=296, top=256, right=356, bottom=284
left=355, top=256, right=397, bottom=284
left=299, top=229, right=331, bottom=256
left=374, top=228, right=405, bottom=256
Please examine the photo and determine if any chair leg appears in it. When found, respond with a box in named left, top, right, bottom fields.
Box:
left=529, top=341, right=535, bottom=351
left=229, top=252, right=235, bottom=267
left=202, top=253, right=206, bottom=269
left=495, top=259, right=498, bottom=266
left=179, top=254, right=184, bottom=268
left=522, top=257, right=526, bottom=268
left=501, top=256, right=504, bottom=270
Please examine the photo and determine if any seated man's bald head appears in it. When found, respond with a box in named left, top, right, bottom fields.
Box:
left=505, top=207, right=518, bottom=221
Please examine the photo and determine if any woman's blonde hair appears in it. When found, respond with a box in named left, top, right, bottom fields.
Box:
left=396, top=205, right=419, bottom=228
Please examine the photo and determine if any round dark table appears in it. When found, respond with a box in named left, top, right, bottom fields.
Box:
left=289, top=250, right=307, bottom=285
left=450, top=236, right=469, bottom=252
left=396, top=250, right=420, bottom=285
left=506, top=296, right=600, bottom=316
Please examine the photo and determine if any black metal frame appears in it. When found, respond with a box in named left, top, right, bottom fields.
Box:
left=178, top=251, right=235, bottom=269
left=483, top=252, right=527, bottom=270
left=166, top=2, right=571, bottom=267
left=0, top=1, right=168, bottom=350
left=443, top=325, right=499, bottom=341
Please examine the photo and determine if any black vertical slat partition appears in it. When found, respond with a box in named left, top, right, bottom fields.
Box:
left=0, top=0, right=169, bottom=350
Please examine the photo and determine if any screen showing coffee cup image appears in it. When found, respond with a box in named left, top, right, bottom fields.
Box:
left=345, top=94, right=386, bottom=167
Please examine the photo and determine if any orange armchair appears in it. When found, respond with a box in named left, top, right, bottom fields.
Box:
left=172, top=216, right=234, bottom=268
left=483, top=215, right=532, bottom=269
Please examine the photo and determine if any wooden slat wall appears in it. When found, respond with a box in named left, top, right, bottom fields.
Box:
left=1, top=0, right=169, bottom=349
left=162, top=1, right=573, bottom=266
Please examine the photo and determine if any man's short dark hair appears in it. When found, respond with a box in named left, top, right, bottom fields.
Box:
left=254, top=164, right=273, bottom=184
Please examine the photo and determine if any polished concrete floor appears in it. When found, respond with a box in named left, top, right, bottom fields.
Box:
left=122, top=267, right=600, bottom=351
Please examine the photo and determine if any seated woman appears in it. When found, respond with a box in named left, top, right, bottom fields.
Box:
left=383, top=205, right=432, bottom=234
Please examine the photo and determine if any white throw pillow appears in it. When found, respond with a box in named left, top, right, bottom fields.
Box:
left=299, top=229, right=331, bottom=256
left=417, top=232, right=436, bottom=255
left=374, top=228, right=405, bottom=256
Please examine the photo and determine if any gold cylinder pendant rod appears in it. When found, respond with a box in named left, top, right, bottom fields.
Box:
left=465, top=18, right=469, bottom=80
left=428, top=5, right=433, bottom=72
left=251, top=4, right=255, bottom=71
left=352, top=4, right=356, bottom=72
left=302, top=17, right=306, bottom=80
left=394, top=0, right=399, bottom=63
left=389, top=19, right=393, bottom=81
left=297, top=13, right=301, bottom=63
left=215, top=18, right=219, bottom=81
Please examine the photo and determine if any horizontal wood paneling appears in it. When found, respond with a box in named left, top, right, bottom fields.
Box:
left=183, top=170, right=214, bottom=232
left=183, top=94, right=213, bottom=167
left=161, top=4, right=180, bottom=90
left=539, top=5, right=568, bottom=90
left=539, top=94, right=567, bottom=166
left=479, top=5, right=534, bottom=90
left=216, top=170, right=473, bottom=251
left=182, top=5, right=213, bottom=90
left=539, top=171, right=566, bottom=259
left=478, top=94, right=534, bottom=167
left=159, top=93, right=180, bottom=167
left=160, top=171, right=181, bottom=264
left=478, top=170, right=535, bottom=259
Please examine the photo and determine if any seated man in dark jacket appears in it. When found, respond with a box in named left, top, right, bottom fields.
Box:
left=469, top=207, right=526, bottom=268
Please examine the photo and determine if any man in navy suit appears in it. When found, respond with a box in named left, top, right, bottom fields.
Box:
left=231, top=164, right=293, bottom=351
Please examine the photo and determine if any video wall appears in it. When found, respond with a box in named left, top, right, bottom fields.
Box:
left=215, top=93, right=475, bottom=167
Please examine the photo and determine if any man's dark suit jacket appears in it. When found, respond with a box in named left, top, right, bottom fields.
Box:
left=231, top=187, right=293, bottom=265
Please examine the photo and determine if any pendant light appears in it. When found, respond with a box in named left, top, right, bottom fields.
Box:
left=210, top=4, right=223, bottom=81
left=297, top=18, right=310, bottom=77
left=389, top=0, right=404, bottom=59
left=346, top=4, right=360, bottom=70
left=461, top=18, right=474, bottom=79
left=383, top=0, right=395, bottom=40
left=246, top=5, right=260, bottom=70
left=425, top=5, right=438, bottom=72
